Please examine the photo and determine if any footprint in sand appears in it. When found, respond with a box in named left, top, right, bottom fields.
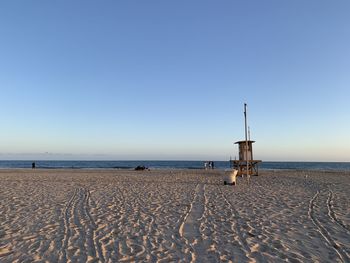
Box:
left=0, top=244, right=13, bottom=258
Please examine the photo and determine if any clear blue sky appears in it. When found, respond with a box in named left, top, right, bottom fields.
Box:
left=1, top=1, right=349, bottom=161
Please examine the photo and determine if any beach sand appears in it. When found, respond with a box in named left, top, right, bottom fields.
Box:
left=0, top=169, right=349, bottom=262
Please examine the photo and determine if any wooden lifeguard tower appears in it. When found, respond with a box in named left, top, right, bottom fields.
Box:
left=231, top=103, right=261, bottom=176
left=231, top=140, right=261, bottom=176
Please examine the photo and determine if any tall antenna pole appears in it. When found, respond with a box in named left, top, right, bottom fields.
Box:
left=244, top=103, right=250, bottom=184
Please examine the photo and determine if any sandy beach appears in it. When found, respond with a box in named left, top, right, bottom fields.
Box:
left=0, top=169, right=349, bottom=262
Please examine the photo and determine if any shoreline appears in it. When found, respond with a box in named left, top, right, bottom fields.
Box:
left=1, top=167, right=350, bottom=174
left=1, top=160, right=350, bottom=172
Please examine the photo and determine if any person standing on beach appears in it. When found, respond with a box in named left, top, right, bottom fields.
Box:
left=32, top=162, right=36, bottom=169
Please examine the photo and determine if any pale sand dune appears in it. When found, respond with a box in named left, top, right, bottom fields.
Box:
left=0, top=169, right=349, bottom=262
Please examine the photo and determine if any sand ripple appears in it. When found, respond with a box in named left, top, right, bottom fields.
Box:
left=0, top=169, right=349, bottom=262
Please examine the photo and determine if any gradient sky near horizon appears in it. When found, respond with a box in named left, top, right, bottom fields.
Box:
left=1, top=1, right=349, bottom=161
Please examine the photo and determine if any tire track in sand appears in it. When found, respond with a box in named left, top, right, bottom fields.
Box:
left=308, top=191, right=349, bottom=263
left=218, top=186, right=251, bottom=256
left=327, top=190, right=350, bottom=234
left=59, top=187, right=78, bottom=262
left=179, top=183, right=206, bottom=263
left=59, top=187, right=102, bottom=262
left=83, top=188, right=104, bottom=262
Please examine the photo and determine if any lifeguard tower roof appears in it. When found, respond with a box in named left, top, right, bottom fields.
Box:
left=234, top=140, right=255, bottom=144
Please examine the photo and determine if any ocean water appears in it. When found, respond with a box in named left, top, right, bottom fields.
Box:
left=0, top=160, right=350, bottom=171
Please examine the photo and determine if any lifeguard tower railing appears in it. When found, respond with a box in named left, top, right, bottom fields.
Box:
left=231, top=160, right=262, bottom=176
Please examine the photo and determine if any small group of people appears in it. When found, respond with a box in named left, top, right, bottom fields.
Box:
left=204, top=161, right=215, bottom=170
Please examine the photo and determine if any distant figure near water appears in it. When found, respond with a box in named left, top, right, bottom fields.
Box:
left=204, top=161, right=215, bottom=170
left=32, top=162, right=36, bottom=169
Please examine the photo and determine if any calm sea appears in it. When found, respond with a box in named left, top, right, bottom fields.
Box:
left=0, top=160, right=349, bottom=171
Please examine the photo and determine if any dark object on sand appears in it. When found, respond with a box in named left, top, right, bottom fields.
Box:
left=135, top=165, right=147, bottom=171
left=32, top=162, right=36, bottom=169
